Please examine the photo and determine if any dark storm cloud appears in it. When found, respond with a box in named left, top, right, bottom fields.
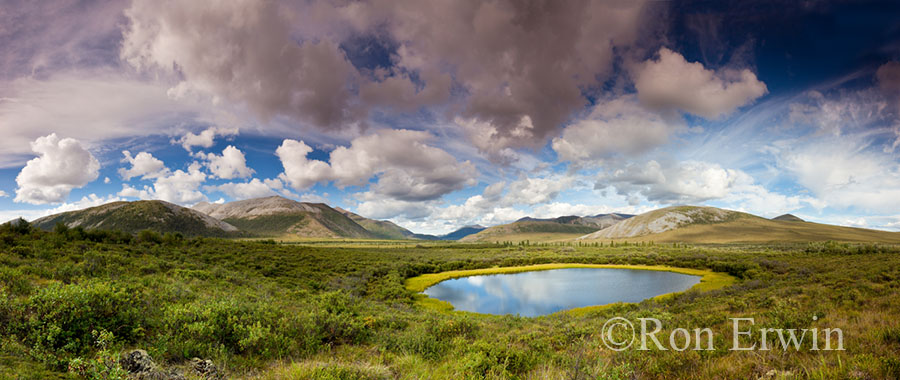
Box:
left=353, top=0, right=651, bottom=149
left=119, top=0, right=652, bottom=149
left=121, top=0, right=359, bottom=128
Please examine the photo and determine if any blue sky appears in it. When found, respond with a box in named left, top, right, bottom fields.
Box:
left=2, top=0, right=900, bottom=234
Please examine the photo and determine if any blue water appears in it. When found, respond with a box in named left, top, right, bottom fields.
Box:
left=423, top=268, right=700, bottom=317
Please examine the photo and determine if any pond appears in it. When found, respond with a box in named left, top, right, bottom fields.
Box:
left=422, top=268, right=701, bottom=317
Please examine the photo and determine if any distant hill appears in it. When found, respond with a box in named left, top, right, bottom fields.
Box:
left=577, top=205, right=900, bottom=244
left=461, top=214, right=631, bottom=242
left=439, top=225, right=486, bottom=240
left=33, top=200, right=239, bottom=237
left=773, top=214, right=804, bottom=222
left=335, top=208, right=418, bottom=240
left=194, top=196, right=375, bottom=239
left=578, top=206, right=748, bottom=240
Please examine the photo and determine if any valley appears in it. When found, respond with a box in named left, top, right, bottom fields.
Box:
left=2, top=221, right=899, bottom=379
left=3, top=197, right=900, bottom=379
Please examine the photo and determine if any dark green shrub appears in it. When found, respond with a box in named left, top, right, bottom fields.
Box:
left=159, top=296, right=297, bottom=361
left=161, top=232, right=184, bottom=246
left=13, top=281, right=146, bottom=367
left=53, top=223, right=69, bottom=236
left=4, top=218, right=34, bottom=235
left=11, top=246, right=33, bottom=258
left=366, top=270, right=412, bottom=303
left=309, top=291, right=369, bottom=346
left=136, top=230, right=162, bottom=244
left=0, top=266, right=32, bottom=296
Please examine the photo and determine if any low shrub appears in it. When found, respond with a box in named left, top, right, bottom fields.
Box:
left=12, top=281, right=147, bottom=368
left=0, top=266, right=32, bottom=296
left=159, top=296, right=296, bottom=361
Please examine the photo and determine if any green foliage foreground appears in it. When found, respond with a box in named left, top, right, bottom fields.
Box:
left=1, top=221, right=899, bottom=379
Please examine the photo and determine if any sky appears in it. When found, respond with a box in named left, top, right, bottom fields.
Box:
left=2, top=0, right=900, bottom=235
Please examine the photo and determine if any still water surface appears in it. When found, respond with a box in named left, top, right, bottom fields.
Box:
left=423, top=268, right=700, bottom=317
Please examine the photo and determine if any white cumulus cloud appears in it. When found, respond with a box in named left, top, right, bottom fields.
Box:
left=119, top=150, right=168, bottom=180
left=552, top=96, right=677, bottom=165
left=275, top=139, right=334, bottom=190
left=503, top=175, right=577, bottom=206
left=174, top=127, right=239, bottom=152
left=14, top=133, right=100, bottom=204
left=633, top=48, right=767, bottom=119
left=277, top=129, right=477, bottom=201
left=355, top=196, right=436, bottom=221
left=196, top=145, right=254, bottom=180
left=117, top=162, right=208, bottom=205
left=601, top=160, right=742, bottom=204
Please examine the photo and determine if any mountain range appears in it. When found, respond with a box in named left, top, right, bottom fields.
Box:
left=192, top=197, right=373, bottom=239
left=577, top=206, right=900, bottom=244
left=460, top=214, right=633, bottom=242
left=23, top=197, right=900, bottom=244
left=29, top=196, right=485, bottom=241
left=32, top=200, right=239, bottom=237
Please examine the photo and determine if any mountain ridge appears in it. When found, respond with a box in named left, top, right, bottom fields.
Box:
left=577, top=205, right=900, bottom=244
left=461, top=213, right=632, bottom=242
left=193, top=196, right=375, bottom=239
left=335, top=207, right=420, bottom=240
left=27, top=198, right=900, bottom=244
left=32, top=200, right=239, bottom=237
left=578, top=206, right=750, bottom=240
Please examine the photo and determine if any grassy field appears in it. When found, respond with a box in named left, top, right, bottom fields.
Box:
left=2, top=222, right=900, bottom=379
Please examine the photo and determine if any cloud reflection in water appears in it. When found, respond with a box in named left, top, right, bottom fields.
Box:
left=423, top=268, right=700, bottom=317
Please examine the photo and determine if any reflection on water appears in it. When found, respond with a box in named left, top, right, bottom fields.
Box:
left=423, top=268, right=700, bottom=317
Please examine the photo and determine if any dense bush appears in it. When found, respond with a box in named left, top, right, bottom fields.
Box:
left=159, top=296, right=298, bottom=361
left=308, top=291, right=371, bottom=346
left=8, top=281, right=147, bottom=368
left=136, top=230, right=163, bottom=244
left=365, top=270, right=412, bottom=303
left=0, top=266, right=32, bottom=296
left=153, top=290, right=371, bottom=364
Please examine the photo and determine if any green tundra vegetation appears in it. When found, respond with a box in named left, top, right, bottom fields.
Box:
left=1, top=221, right=900, bottom=379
